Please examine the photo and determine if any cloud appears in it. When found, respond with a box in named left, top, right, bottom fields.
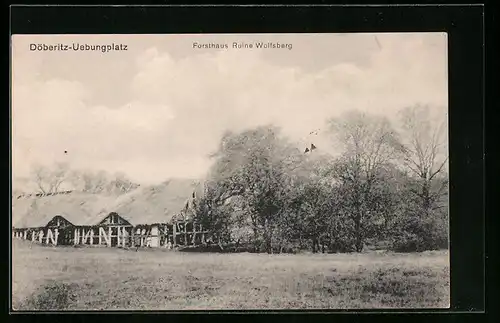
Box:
left=12, top=77, right=177, bottom=184
left=12, top=33, right=447, bottom=186
left=130, top=33, right=447, bottom=155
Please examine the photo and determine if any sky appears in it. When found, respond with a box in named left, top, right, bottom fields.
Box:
left=11, top=33, right=448, bottom=188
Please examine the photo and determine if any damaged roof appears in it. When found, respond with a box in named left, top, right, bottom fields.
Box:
left=107, top=178, right=205, bottom=225
left=11, top=192, right=115, bottom=228
left=11, top=178, right=206, bottom=228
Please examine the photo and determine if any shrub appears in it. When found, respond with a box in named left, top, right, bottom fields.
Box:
left=391, top=214, right=448, bottom=252
left=21, top=281, right=77, bottom=310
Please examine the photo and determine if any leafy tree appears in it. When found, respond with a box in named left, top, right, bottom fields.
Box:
left=194, top=180, right=241, bottom=248
left=196, top=125, right=307, bottom=253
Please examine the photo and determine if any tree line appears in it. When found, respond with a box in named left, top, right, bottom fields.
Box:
left=14, top=164, right=139, bottom=197
left=194, top=105, right=449, bottom=253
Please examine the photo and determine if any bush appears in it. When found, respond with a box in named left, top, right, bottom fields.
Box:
left=328, top=236, right=358, bottom=253
left=391, top=214, right=448, bottom=252
left=21, top=281, right=77, bottom=310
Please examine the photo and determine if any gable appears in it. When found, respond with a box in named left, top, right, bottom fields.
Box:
left=46, top=215, right=74, bottom=228
left=98, top=212, right=132, bottom=226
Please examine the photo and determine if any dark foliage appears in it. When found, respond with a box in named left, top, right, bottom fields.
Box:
left=193, top=114, right=448, bottom=254
left=20, top=281, right=77, bottom=310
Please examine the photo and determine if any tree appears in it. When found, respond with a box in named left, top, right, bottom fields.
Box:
left=194, top=181, right=238, bottom=248
left=397, top=105, right=448, bottom=217
left=69, top=169, right=109, bottom=193
left=327, top=110, right=401, bottom=252
left=107, top=172, right=139, bottom=194
left=292, top=180, right=337, bottom=253
left=68, top=169, right=140, bottom=195
left=197, top=125, right=307, bottom=253
left=31, top=164, right=50, bottom=194
left=276, top=151, right=345, bottom=253
left=390, top=105, right=449, bottom=251
left=93, top=170, right=111, bottom=193
left=30, top=162, right=70, bottom=194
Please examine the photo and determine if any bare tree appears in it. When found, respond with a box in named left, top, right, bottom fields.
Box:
left=92, top=170, right=109, bottom=193
left=397, top=104, right=448, bottom=216
left=68, top=169, right=84, bottom=191
left=30, top=162, right=70, bottom=194
left=107, top=171, right=139, bottom=194
left=68, top=169, right=106, bottom=193
left=31, top=164, right=50, bottom=194
left=50, top=162, right=70, bottom=193
left=327, top=110, right=401, bottom=252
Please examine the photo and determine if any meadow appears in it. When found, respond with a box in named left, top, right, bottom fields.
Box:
left=11, top=239, right=450, bottom=311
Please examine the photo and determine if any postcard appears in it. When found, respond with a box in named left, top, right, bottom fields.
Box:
left=11, top=33, right=449, bottom=310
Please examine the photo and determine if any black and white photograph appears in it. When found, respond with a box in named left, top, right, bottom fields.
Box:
left=11, top=33, right=449, bottom=310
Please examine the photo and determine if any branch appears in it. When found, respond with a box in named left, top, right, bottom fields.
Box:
left=36, top=181, right=47, bottom=194
left=34, top=171, right=47, bottom=194
left=401, top=153, right=423, bottom=177
left=429, top=156, right=449, bottom=181
left=429, top=178, right=449, bottom=204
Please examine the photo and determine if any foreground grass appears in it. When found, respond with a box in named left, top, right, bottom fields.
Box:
left=11, top=240, right=449, bottom=310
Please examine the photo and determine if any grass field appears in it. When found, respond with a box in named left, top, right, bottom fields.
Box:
left=11, top=240, right=449, bottom=310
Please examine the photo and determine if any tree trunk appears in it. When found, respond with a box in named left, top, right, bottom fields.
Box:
left=354, top=214, right=364, bottom=252
left=252, top=226, right=259, bottom=252
left=353, top=194, right=364, bottom=252
left=355, top=233, right=363, bottom=252
left=234, top=239, right=240, bottom=252
left=421, top=180, right=431, bottom=217
left=264, top=218, right=272, bottom=254
left=266, top=230, right=272, bottom=254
